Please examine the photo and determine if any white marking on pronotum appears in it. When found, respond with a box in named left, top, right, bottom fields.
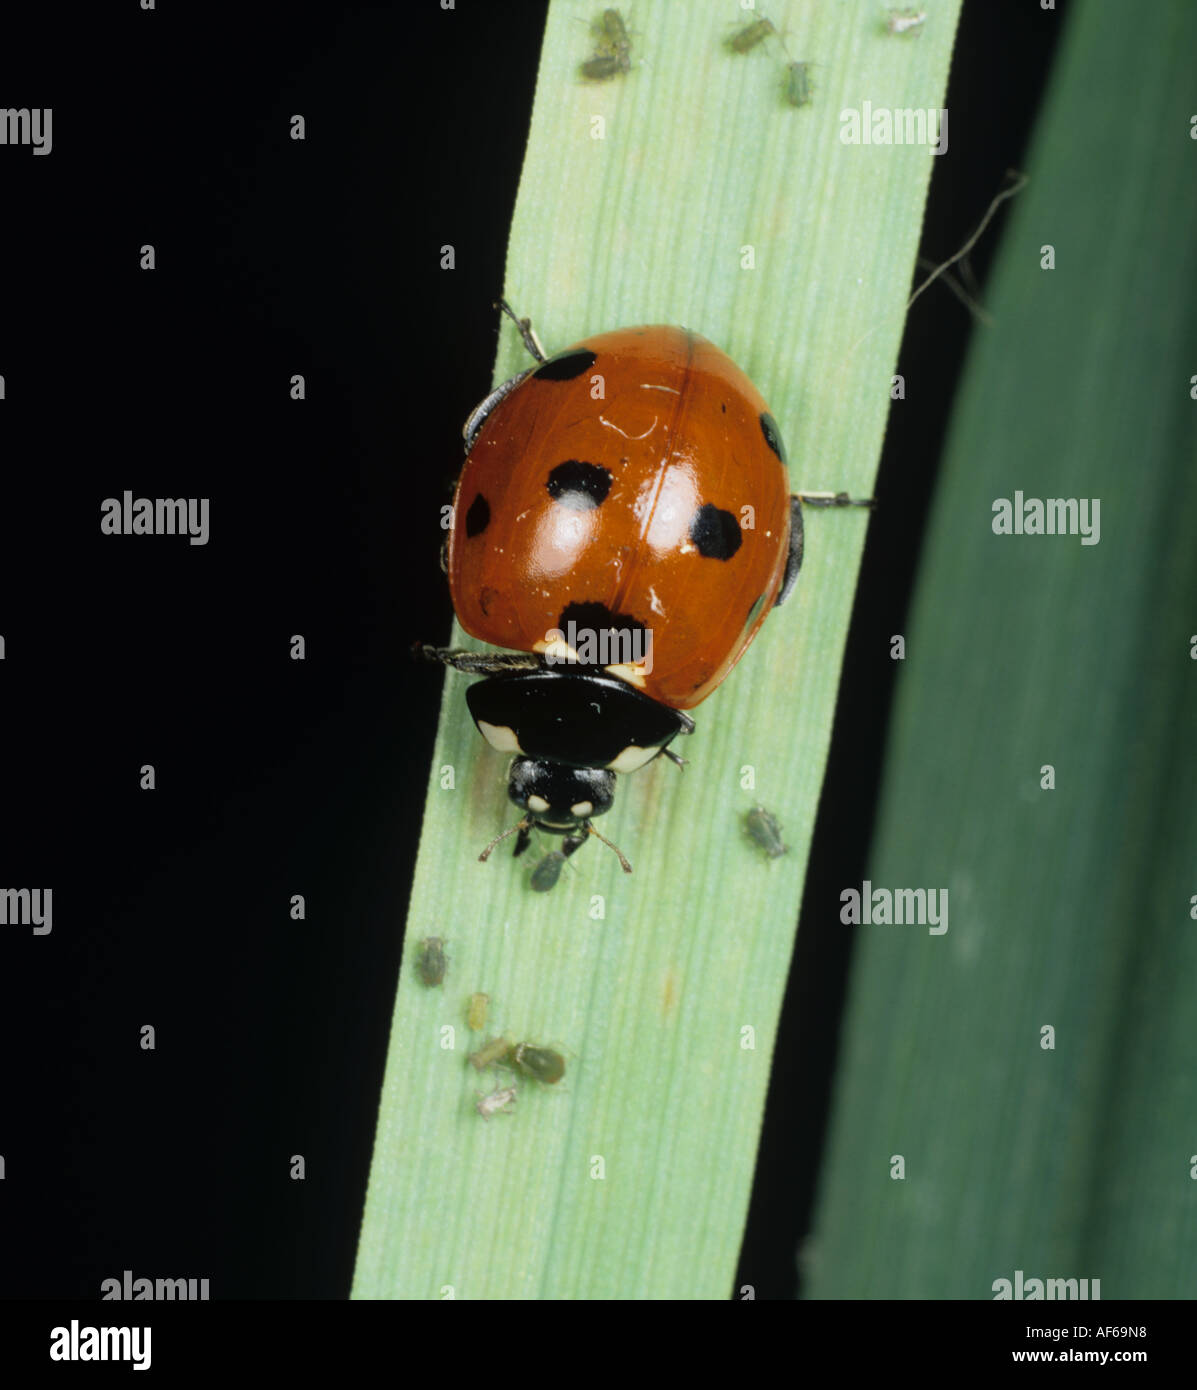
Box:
left=607, top=745, right=659, bottom=774
left=477, top=721, right=521, bottom=753
left=527, top=795, right=551, bottom=813
left=570, top=801, right=594, bottom=818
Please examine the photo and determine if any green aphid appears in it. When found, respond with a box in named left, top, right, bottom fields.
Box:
left=745, top=805, right=788, bottom=860
left=467, top=992, right=489, bottom=1032
left=507, top=1041, right=567, bottom=1085
left=416, top=936, right=447, bottom=988
left=581, top=53, right=623, bottom=81
left=785, top=61, right=814, bottom=108
left=469, top=1035, right=511, bottom=1072
left=580, top=7, right=631, bottom=81
left=530, top=850, right=569, bottom=892
left=598, top=7, right=631, bottom=60
left=726, top=18, right=776, bottom=54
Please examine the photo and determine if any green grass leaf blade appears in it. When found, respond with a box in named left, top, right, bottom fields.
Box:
left=805, top=0, right=1197, bottom=1300
left=354, top=0, right=961, bottom=1300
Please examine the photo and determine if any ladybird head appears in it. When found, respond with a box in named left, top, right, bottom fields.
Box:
left=476, top=757, right=631, bottom=874
left=507, top=757, right=615, bottom=832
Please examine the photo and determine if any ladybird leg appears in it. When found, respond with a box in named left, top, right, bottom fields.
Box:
left=775, top=490, right=876, bottom=608
left=495, top=298, right=548, bottom=363
left=512, top=824, right=533, bottom=859
left=794, top=490, right=876, bottom=508
left=462, top=367, right=536, bottom=453
left=416, top=645, right=546, bottom=675
left=661, top=748, right=689, bottom=769
left=560, top=834, right=587, bottom=859
left=774, top=496, right=806, bottom=608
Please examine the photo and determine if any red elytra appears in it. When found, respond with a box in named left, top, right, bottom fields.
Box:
left=446, top=325, right=792, bottom=711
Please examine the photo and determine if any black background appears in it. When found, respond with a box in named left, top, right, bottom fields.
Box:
left=0, top=1, right=1068, bottom=1301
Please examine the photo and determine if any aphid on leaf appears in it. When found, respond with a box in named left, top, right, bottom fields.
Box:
left=507, top=1041, right=567, bottom=1085
left=475, top=1084, right=518, bottom=1121
left=530, top=850, right=570, bottom=893
left=785, top=61, right=814, bottom=108
left=885, top=8, right=926, bottom=35
left=726, top=17, right=777, bottom=53
left=745, top=804, right=788, bottom=860
left=467, top=992, right=489, bottom=1032
left=580, top=7, right=632, bottom=80
left=469, top=1036, right=511, bottom=1072
left=416, top=936, right=447, bottom=988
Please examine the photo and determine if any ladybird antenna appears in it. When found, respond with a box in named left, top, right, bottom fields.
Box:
left=915, top=255, right=990, bottom=324
left=905, top=170, right=1028, bottom=314
left=478, top=819, right=531, bottom=863
left=837, top=168, right=1028, bottom=366
left=586, top=822, right=633, bottom=874
left=495, top=298, right=548, bottom=364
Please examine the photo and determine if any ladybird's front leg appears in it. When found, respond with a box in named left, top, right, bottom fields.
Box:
left=775, top=491, right=876, bottom=608
left=794, top=490, right=877, bottom=508
left=460, top=302, right=550, bottom=449
left=495, top=298, right=548, bottom=364
left=414, top=645, right=546, bottom=676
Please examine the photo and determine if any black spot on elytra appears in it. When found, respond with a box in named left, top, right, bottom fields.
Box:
left=760, top=412, right=787, bottom=464
left=465, top=493, right=490, bottom=537
left=546, top=460, right=613, bottom=510
left=534, top=348, right=597, bottom=382
left=557, top=601, right=647, bottom=665
left=689, top=503, right=742, bottom=560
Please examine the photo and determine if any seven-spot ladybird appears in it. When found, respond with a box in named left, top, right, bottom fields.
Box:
left=424, top=303, right=870, bottom=872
